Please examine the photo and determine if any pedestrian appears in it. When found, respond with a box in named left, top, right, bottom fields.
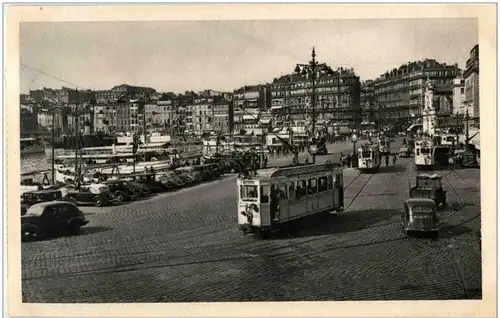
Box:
left=346, top=154, right=351, bottom=168
left=340, top=152, right=345, bottom=167
left=385, top=154, right=390, bottom=167
left=392, top=154, right=397, bottom=166
left=403, top=138, right=406, bottom=145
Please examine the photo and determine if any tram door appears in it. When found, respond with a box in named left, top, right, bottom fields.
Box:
left=333, top=171, right=344, bottom=211
left=290, top=180, right=307, bottom=220
left=276, top=183, right=290, bottom=222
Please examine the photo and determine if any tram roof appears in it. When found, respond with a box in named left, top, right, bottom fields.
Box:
left=252, top=163, right=340, bottom=181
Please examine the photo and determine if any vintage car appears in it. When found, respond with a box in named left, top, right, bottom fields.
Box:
left=124, top=173, right=164, bottom=193
left=409, top=174, right=447, bottom=209
left=122, top=177, right=153, bottom=196
left=155, top=171, right=186, bottom=189
left=62, top=183, right=112, bottom=207
left=398, top=146, right=411, bottom=158
left=21, top=190, right=62, bottom=207
left=195, top=165, right=214, bottom=181
left=21, top=204, right=29, bottom=216
left=20, top=178, right=43, bottom=197
left=175, top=166, right=202, bottom=184
left=200, top=163, right=222, bottom=178
left=460, top=151, right=480, bottom=168
left=21, top=201, right=89, bottom=241
left=102, top=180, right=135, bottom=202
left=401, top=198, right=439, bottom=237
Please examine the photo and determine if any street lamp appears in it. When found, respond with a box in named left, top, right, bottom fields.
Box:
left=351, top=131, right=358, bottom=168
left=294, top=47, right=334, bottom=164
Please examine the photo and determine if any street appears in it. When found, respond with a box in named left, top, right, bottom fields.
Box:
left=21, top=139, right=481, bottom=302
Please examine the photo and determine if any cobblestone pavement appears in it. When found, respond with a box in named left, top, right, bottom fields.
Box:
left=21, top=138, right=481, bottom=302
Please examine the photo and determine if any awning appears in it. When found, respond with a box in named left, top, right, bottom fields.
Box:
left=259, top=118, right=271, bottom=124
left=243, top=115, right=256, bottom=121
left=271, top=105, right=283, bottom=110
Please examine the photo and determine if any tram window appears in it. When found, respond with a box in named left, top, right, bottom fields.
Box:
left=260, top=185, right=270, bottom=203
left=296, top=180, right=306, bottom=198
left=318, top=176, right=328, bottom=192
left=416, top=149, right=420, bottom=155
left=421, top=148, right=431, bottom=155
left=240, top=185, right=258, bottom=200
left=307, top=178, right=317, bottom=194
left=287, top=182, right=295, bottom=199
left=362, top=151, right=371, bottom=159
left=327, top=175, right=333, bottom=190
left=278, top=184, right=288, bottom=200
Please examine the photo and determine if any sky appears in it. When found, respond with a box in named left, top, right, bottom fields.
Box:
left=20, top=18, right=478, bottom=94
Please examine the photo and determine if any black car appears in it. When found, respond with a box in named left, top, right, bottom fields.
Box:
left=21, top=190, right=62, bottom=207
left=21, top=201, right=89, bottom=241
left=102, top=180, right=135, bottom=202
left=62, top=184, right=112, bottom=207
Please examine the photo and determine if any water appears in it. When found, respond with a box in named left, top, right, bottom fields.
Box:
left=21, top=154, right=54, bottom=184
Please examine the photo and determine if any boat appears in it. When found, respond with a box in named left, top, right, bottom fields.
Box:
left=21, top=138, right=45, bottom=155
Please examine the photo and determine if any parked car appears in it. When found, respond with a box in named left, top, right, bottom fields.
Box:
left=102, top=180, right=135, bottom=203
left=124, top=173, right=163, bottom=193
left=175, top=166, right=202, bottom=183
left=155, top=171, right=186, bottom=189
left=201, top=163, right=222, bottom=178
left=62, top=183, right=112, bottom=207
left=21, top=201, right=89, bottom=241
left=21, top=204, right=29, bottom=216
left=122, top=178, right=152, bottom=196
left=195, top=165, right=214, bottom=181
left=21, top=190, right=62, bottom=207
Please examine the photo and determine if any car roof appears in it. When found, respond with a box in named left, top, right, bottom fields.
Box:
left=29, top=201, right=75, bottom=208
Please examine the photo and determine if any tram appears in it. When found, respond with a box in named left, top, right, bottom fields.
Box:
left=237, top=163, right=344, bottom=236
left=378, top=137, right=391, bottom=155
left=357, top=143, right=381, bottom=173
left=414, top=139, right=435, bottom=170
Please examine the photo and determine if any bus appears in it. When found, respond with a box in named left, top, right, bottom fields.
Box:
left=237, top=163, right=344, bottom=236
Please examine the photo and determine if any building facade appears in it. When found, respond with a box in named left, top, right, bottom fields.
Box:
left=212, top=99, right=233, bottom=134
left=373, top=59, right=459, bottom=121
left=463, top=44, right=479, bottom=126
left=20, top=109, right=38, bottom=135
left=270, top=68, right=361, bottom=133
left=232, top=85, right=271, bottom=133
left=360, top=80, right=375, bottom=123
left=452, top=77, right=466, bottom=115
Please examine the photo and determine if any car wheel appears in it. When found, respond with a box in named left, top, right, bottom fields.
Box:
left=115, top=192, right=124, bottom=203
left=21, top=225, right=38, bottom=242
left=94, top=197, right=103, bottom=207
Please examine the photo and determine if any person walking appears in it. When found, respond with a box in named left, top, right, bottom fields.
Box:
left=346, top=154, right=352, bottom=168
left=392, top=154, right=397, bottom=166
left=385, top=154, right=390, bottom=167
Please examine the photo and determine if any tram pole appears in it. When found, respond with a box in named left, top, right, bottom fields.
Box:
left=465, top=109, right=469, bottom=149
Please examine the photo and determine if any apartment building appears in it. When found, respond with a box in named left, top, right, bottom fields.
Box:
left=270, top=68, right=361, bottom=131
left=373, top=59, right=459, bottom=121
left=463, top=44, right=479, bottom=126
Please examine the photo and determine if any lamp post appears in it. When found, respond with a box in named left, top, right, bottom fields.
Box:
left=351, top=131, right=358, bottom=168
left=294, top=47, right=334, bottom=164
